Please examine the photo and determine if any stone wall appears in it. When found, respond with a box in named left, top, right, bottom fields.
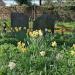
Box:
left=0, top=5, right=75, bottom=21
left=0, top=6, right=60, bottom=19
left=0, top=6, right=32, bottom=19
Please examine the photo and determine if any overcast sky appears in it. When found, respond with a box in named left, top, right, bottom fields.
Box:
left=3, top=0, right=41, bottom=6
left=3, top=0, right=17, bottom=6
left=3, top=0, right=75, bottom=6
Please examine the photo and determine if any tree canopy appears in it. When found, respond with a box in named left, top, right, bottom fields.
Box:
left=15, top=0, right=32, bottom=5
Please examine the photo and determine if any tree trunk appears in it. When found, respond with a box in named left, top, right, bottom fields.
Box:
left=39, top=0, right=42, bottom=5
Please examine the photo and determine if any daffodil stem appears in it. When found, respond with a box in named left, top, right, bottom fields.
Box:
left=40, top=71, right=42, bottom=75
left=44, top=63, right=47, bottom=75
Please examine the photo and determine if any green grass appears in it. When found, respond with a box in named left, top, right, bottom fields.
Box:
left=57, top=22, right=75, bottom=28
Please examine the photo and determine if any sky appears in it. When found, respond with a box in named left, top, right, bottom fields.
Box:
left=3, top=0, right=41, bottom=6
left=3, top=0, right=17, bottom=6
left=3, top=0, right=75, bottom=6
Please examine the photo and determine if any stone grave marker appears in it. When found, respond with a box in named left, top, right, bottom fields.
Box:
left=33, top=12, right=60, bottom=34
left=11, top=12, right=29, bottom=28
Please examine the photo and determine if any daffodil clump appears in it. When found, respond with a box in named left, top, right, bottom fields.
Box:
left=14, top=27, right=22, bottom=32
left=17, top=41, right=27, bottom=53
left=29, top=30, right=43, bottom=38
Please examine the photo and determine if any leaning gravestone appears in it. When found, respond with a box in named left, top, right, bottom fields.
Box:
left=11, top=12, right=29, bottom=28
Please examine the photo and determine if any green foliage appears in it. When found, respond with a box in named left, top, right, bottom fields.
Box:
left=0, top=19, right=11, bottom=27
left=0, top=34, right=75, bottom=74
left=0, top=21, right=75, bottom=74
left=0, top=38, right=18, bottom=45
left=0, top=43, right=19, bottom=75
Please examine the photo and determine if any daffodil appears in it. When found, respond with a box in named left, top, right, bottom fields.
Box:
left=29, top=30, right=38, bottom=38
left=17, top=41, right=21, bottom=46
left=21, top=42, right=25, bottom=47
left=33, top=30, right=39, bottom=36
left=21, top=47, right=27, bottom=53
left=70, top=50, right=75, bottom=56
left=40, top=51, right=46, bottom=56
left=29, top=31, right=32, bottom=36
left=56, top=53, right=63, bottom=60
left=38, top=30, right=43, bottom=36
left=15, top=27, right=19, bottom=32
left=8, top=62, right=16, bottom=70
left=17, top=41, right=27, bottom=53
left=24, top=27, right=26, bottom=30
left=29, top=30, right=43, bottom=38
left=51, top=41, right=57, bottom=47
left=19, top=27, right=22, bottom=31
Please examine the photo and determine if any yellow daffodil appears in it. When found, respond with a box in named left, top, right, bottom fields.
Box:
left=29, top=31, right=32, bottom=35
left=33, top=31, right=39, bottom=38
left=17, top=41, right=27, bottom=53
left=29, top=30, right=43, bottom=38
left=51, top=41, right=57, bottom=47
left=21, top=47, right=27, bottom=53
left=29, top=31, right=37, bottom=38
left=17, top=41, right=21, bottom=46
left=29, top=31, right=33, bottom=37
left=8, top=62, right=16, bottom=70
left=38, top=30, right=43, bottom=36
left=70, top=50, right=75, bottom=56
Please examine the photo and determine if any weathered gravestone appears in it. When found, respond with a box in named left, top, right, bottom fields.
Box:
left=11, top=12, right=29, bottom=41
left=11, top=12, right=29, bottom=28
left=33, top=11, right=60, bottom=34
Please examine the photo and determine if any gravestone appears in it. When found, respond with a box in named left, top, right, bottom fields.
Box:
left=11, top=12, right=29, bottom=41
left=11, top=12, right=29, bottom=28
left=33, top=12, right=60, bottom=34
